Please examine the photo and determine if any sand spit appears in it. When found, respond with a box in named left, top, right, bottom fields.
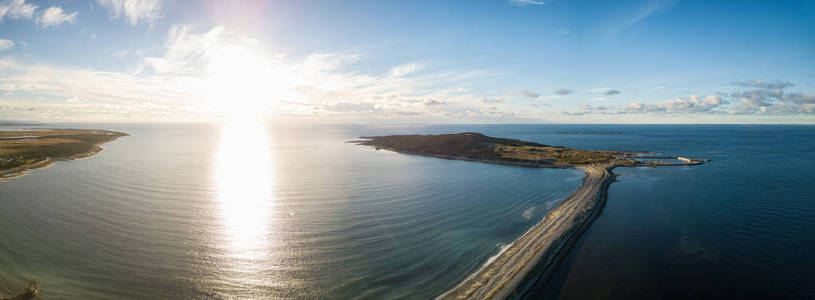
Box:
left=437, top=164, right=614, bottom=300
left=354, top=133, right=708, bottom=300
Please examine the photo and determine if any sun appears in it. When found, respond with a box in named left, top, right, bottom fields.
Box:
left=201, top=44, right=275, bottom=118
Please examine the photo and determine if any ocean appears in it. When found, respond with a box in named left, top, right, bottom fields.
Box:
left=0, top=123, right=812, bottom=299
left=527, top=124, right=815, bottom=299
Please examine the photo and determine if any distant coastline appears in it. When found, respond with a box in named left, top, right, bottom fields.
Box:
left=355, top=133, right=708, bottom=299
left=0, top=129, right=126, bottom=296
left=556, top=131, right=623, bottom=135
left=0, top=129, right=127, bottom=181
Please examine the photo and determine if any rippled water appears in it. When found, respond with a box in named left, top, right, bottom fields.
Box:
left=2, top=124, right=812, bottom=299
left=526, top=125, right=815, bottom=299
left=0, top=123, right=584, bottom=299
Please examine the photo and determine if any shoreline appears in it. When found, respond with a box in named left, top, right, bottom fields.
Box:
left=437, top=164, right=614, bottom=300
left=0, top=281, right=39, bottom=300
left=0, top=131, right=125, bottom=182
left=0, top=146, right=105, bottom=182
left=355, top=134, right=708, bottom=300
left=364, top=147, right=575, bottom=169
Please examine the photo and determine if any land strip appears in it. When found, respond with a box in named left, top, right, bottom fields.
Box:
left=0, top=129, right=127, bottom=180
left=354, top=133, right=707, bottom=299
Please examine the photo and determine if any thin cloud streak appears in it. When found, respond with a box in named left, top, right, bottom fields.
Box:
left=509, top=0, right=545, bottom=6
left=610, top=0, right=678, bottom=35
left=96, top=0, right=162, bottom=25
left=0, top=38, right=14, bottom=51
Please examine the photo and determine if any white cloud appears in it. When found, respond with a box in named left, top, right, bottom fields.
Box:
left=730, top=88, right=815, bottom=115
left=389, top=63, right=423, bottom=77
left=0, top=25, right=512, bottom=122
left=38, top=6, right=78, bottom=28
left=96, top=0, right=161, bottom=25
left=574, top=85, right=815, bottom=117
left=0, top=0, right=37, bottom=21
left=510, top=0, right=545, bottom=6
left=0, top=57, right=201, bottom=106
left=611, top=0, right=678, bottom=35
left=621, top=94, right=726, bottom=113
left=143, top=25, right=229, bottom=75
left=0, top=38, right=14, bottom=51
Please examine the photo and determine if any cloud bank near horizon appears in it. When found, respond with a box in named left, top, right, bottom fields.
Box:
left=0, top=0, right=813, bottom=123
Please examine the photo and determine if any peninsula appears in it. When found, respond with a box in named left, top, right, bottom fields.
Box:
left=0, top=129, right=127, bottom=180
left=354, top=133, right=707, bottom=299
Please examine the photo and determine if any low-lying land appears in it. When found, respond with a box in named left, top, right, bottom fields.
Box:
left=355, top=132, right=707, bottom=299
left=355, top=132, right=623, bottom=166
left=354, top=132, right=707, bottom=168
left=0, top=129, right=127, bottom=180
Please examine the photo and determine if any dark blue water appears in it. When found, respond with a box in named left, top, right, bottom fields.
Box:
left=0, top=124, right=813, bottom=299
left=520, top=124, right=815, bottom=299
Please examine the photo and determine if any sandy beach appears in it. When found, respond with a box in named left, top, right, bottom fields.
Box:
left=355, top=133, right=706, bottom=300
left=438, top=164, right=614, bottom=299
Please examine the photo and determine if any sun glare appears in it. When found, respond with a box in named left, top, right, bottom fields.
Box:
left=215, top=117, right=275, bottom=259
left=203, top=44, right=276, bottom=117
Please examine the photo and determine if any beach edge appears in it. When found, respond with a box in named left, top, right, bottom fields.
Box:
left=436, top=164, right=614, bottom=300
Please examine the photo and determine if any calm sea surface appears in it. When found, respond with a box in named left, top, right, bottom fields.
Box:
left=0, top=123, right=583, bottom=299
left=0, top=124, right=813, bottom=299
left=522, top=124, right=815, bottom=299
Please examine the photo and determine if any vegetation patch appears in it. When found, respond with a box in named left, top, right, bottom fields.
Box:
left=354, top=132, right=632, bottom=166
left=0, top=129, right=127, bottom=172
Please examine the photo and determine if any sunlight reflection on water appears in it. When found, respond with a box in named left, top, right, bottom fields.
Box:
left=215, top=118, right=274, bottom=262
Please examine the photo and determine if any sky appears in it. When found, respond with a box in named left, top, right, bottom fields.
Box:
left=0, top=0, right=814, bottom=123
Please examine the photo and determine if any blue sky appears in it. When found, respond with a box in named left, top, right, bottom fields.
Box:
left=0, top=0, right=813, bottom=123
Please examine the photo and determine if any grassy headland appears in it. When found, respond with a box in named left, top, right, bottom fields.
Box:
left=354, top=132, right=639, bottom=167
left=355, top=132, right=707, bottom=299
left=0, top=129, right=127, bottom=179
